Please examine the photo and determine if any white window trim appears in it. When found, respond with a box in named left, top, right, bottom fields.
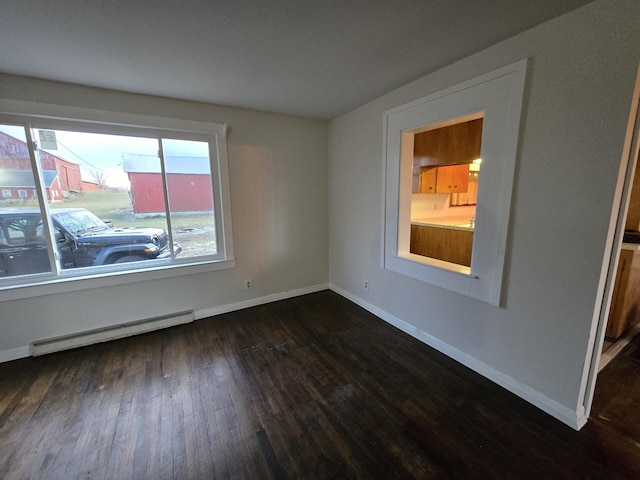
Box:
left=383, top=60, right=527, bottom=306
left=0, top=99, right=235, bottom=302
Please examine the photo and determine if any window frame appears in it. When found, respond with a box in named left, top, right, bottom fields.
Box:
left=383, top=60, right=527, bottom=306
left=0, top=100, right=235, bottom=301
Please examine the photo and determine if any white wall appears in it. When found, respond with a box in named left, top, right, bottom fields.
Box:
left=0, top=75, right=329, bottom=358
left=328, top=0, right=640, bottom=428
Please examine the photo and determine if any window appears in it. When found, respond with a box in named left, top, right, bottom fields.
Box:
left=410, top=116, right=483, bottom=267
left=383, top=60, right=527, bottom=306
left=0, top=106, right=234, bottom=291
left=3, top=217, right=44, bottom=244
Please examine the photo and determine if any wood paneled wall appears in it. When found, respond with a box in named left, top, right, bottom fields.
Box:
left=413, top=118, right=483, bottom=167
left=410, top=224, right=473, bottom=266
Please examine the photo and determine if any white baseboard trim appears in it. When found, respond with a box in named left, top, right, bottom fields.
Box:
left=0, top=283, right=330, bottom=364
left=2, top=282, right=583, bottom=429
left=195, top=283, right=330, bottom=319
left=330, top=284, right=584, bottom=431
left=0, top=345, right=30, bottom=363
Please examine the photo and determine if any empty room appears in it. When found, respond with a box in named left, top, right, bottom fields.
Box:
left=2, top=0, right=640, bottom=478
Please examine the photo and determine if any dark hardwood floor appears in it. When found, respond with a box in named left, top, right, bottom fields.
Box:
left=1, top=290, right=640, bottom=479
left=591, top=328, right=640, bottom=450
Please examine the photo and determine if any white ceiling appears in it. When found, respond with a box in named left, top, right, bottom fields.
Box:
left=0, top=0, right=594, bottom=120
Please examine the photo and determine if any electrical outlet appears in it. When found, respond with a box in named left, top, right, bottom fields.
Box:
left=244, top=279, right=252, bottom=290
left=364, top=280, right=369, bottom=291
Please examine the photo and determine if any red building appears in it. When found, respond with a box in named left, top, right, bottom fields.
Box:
left=55, top=156, right=83, bottom=192
left=0, top=131, right=62, bottom=201
left=81, top=180, right=100, bottom=192
left=123, top=154, right=213, bottom=214
left=54, top=155, right=99, bottom=192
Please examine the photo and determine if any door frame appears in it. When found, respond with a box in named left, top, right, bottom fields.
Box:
left=580, top=63, right=640, bottom=422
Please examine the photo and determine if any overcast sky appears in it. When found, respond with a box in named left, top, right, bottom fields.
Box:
left=0, top=124, right=209, bottom=188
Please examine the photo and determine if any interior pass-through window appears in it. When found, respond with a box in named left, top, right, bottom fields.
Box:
left=383, top=60, right=527, bottom=306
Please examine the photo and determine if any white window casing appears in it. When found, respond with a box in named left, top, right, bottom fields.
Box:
left=383, top=60, right=527, bottom=306
left=0, top=100, right=235, bottom=301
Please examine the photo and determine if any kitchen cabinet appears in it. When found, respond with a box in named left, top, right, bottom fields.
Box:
left=410, top=224, right=473, bottom=266
left=419, top=167, right=437, bottom=193
left=606, top=247, right=640, bottom=340
left=412, top=118, right=480, bottom=193
left=419, top=164, right=469, bottom=194
left=414, top=118, right=483, bottom=166
left=436, top=164, right=469, bottom=193
left=624, top=149, right=640, bottom=230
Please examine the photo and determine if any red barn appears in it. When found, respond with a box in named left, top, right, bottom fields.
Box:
left=54, top=155, right=100, bottom=192
left=55, top=156, right=83, bottom=192
left=0, top=131, right=62, bottom=201
left=123, top=154, right=213, bottom=214
left=81, top=180, right=100, bottom=192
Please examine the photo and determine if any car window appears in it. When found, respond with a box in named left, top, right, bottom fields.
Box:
left=53, top=210, right=107, bottom=236
left=3, top=217, right=44, bottom=244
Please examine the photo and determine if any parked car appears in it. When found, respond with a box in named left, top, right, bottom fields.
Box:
left=0, top=207, right=181, bottom=277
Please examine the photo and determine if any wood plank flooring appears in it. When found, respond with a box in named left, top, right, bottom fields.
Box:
left=1, top=290, right=640, bottom=479
left=591, top=326, right=640, bottom=447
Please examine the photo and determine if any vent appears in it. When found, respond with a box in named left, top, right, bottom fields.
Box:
left=30, top=310, right=194, bottom=356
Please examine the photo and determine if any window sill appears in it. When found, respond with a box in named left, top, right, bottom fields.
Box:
left=401, top=253, right=473, bottom=277
left=0, top=258, right=235, bottom=302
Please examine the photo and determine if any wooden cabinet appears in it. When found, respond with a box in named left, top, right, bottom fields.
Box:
left=625, top=149, right=640, bottom=230
left=436, top=164, right=469, bottom=193
left=419, top=167, right=437, bottom=193
left=410, top=224, right=473, bottom=267
left=419, top=164, right=469, bottom=194
left=414, top=118, right=483, bottom=166
left=606, top=248, right=640, bottom=339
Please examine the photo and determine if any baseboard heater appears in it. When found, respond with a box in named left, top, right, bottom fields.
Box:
left=30, top=310, right=194, bottom=356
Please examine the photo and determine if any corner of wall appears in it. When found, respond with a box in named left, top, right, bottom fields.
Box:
left=329, top=283, right=586, bottom=430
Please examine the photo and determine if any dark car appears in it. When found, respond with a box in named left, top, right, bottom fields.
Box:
left=0, top=207, right=181, bottom=277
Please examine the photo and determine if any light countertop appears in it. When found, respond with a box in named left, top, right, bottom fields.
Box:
left=411, top=215, right=475, bottom=231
